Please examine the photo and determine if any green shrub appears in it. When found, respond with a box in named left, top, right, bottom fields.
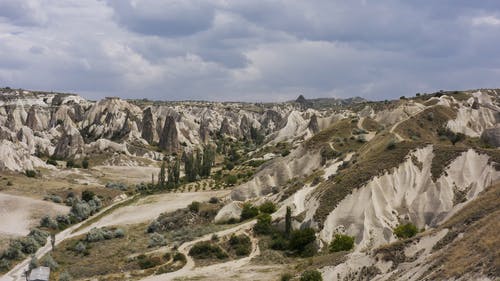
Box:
left=289, top=228, right=316, bottom=254
left=137, top=255, right=162, bottom=269
left=82, top=158, right=89, bottom=169
left=148, top=233, right=167, bottom=247
left=281, top=150, right=291, bottom=157
left=189, top=241, right=228, bottom=259
left=114, top=228, right=125, bottom=238
left=253, top=213, right=272, bottom=235
left=270, top=233, right=288, bottom=250
left=259, top=201, right=277, bottom=214
left=394, top=223, right=418, bottom=239
left=229, top=234, right=251, bottom=256
left=74, top=242, right=86, bottom=254
left=173, top=252, right=186, bottom=262
left=329, top=234, right=354, bottom=252
left=81, top=190, right=95, bottom=202
left=188, top=201, right=200, bottom=213
left=25, top=170, right=37, bottom=177
left=225, top=174, right=238, bottom=186
left=40, top=215, right=58, bottom=229
left=40, top=254, right=58, bottom=270
left=240, top=203, right=259, bottom=221
left=300, top=270, right=322, bottom=281
left=46, top=158, right=58, bottom=166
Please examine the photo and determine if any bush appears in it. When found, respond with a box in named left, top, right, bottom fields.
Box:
left=74, top=242, right=86, bottom=254
left=66, top=159, right=75, bottom=168
left=289, top=228, right=316, bottom=254
left=86, top=227, right=115, bottom=242
left=173, top=252, right=186, bottom=262
left=253, top=213, right=272, bottom=235
left=329, top=234, right=354, bottom=252
left=149, top=233, right=167, bottom=248
left=229, top=234, right=251, bottom=256
left=44, top=194, right=63, bottom=204
left=188, top=201, right=200, bottom=213
left=394, top=223, right=418, bottom=239
left=240, top=203, right=259, bottom=221
left=40, top=215, right=58, bottom=229
left=281, top=150, right=291, bottom=157
left=46, top=158, right=58, bottom=166
left=40, top=254, right=58, bottom=270
left=4, top=240, right=23, bottom=259
left=28, top=228, right=49, bottom=246
left=114, top=228, right=125, bottom=238
left=137, top=255, right=162, bottom=269
left=259, top=201, right=277, bottom=214
left=209, top=197, right=219, bottom=204
left=29, top=255, right=38, bottom=270
left=270, top=233, right=288, bottom=250
left=300, top=270, right=322, bottom=281
left=25, top=170, right=37, bottom=177
left=82, top=158, right=89, bottom=169
left=225, top=174, right=238, bottom=186
left=81, top=190, right=95, bottom=202
left=189, top=241, right=228, bottom=259
left=225, top=162, right=235, bottom=170
left=0, top=259, right=10, bottom=271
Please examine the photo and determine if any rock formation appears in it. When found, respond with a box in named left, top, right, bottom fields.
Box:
left=159, top=115, right=179, bottom=154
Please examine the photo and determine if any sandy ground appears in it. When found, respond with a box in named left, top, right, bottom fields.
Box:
left=0, top=192, right=69, bottom=238
left=72, top=190, right=231, bottom=236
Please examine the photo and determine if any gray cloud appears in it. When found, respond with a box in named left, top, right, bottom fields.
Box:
left=0, top=0, right=499, bottom=102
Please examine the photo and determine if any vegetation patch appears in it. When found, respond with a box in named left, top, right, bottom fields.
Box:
left=329, top=234, right=355, bottom=252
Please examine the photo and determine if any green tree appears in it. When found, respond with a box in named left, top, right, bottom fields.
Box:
left=240, top=203, right=259, bottom=221
left=201, top=146, right=215, bottom=177
left=285, top=206, right=292, bottom=238
left=158, top=160, right=166, bottom=189
left=289, top=228, right=316, bottom=254
left=259, top=201, right=277, bottom=214
left=253, top=213, right=272, bottom=235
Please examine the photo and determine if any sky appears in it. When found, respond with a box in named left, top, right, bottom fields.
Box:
left=0, top=0, right=499, bottom=102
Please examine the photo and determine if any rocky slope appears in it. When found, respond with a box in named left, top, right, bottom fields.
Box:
left=0, top=88, right=499, bottom=281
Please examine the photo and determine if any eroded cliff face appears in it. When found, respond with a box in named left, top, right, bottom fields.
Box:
left=0, top=89, right=334, bottom=171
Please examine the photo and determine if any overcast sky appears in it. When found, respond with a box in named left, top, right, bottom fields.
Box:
left=0, top=0, right=499, bottom=102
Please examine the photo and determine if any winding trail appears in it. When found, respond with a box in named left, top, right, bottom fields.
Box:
left=141, top=220, right=258, bottom=281
left=389, top=105, right=429, bottom=141
left=1, top=190, right=231, bottom=281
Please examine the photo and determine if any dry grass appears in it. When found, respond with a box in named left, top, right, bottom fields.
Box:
left=51, top=223, right=154, bottom=279
left=425, top=183, right=500, bottom=279
left=394, top=105, right=457, bottom=143
left=361, top=117, right=381, bottom=131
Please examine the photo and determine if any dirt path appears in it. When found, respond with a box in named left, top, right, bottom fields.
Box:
left=1, top=190, right=232, bottom=281
left=72, top=190, right=231, bottom=236
left=140, top=219, right=259, bottom=281
left=389, top=106, right=429, bottom=141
